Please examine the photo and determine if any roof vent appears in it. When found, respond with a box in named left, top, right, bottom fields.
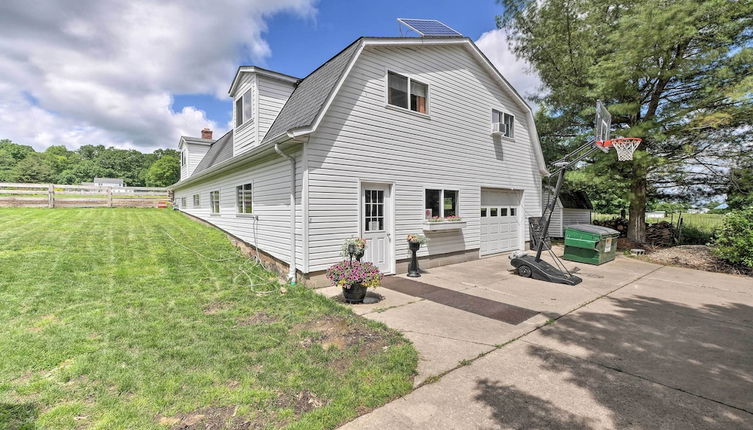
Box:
left=397, top=18, right=463, bottom=38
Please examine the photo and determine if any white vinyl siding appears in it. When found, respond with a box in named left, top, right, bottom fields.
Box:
left=172, top=150, right=304, bottom=269
left=305, top=44, right=543, bottom=272
left=233, top=74, right=258, bottom=156
left=257, top=76, right=296, bottom=142
left=180, top=142, right=211, bottom=180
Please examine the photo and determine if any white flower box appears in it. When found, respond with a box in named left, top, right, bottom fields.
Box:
left=422, top=221, right=467, bottom=232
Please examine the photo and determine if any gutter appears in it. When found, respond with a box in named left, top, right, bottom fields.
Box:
left=274, top=139, right=299, bottom=285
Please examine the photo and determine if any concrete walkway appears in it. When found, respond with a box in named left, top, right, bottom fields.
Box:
left=318, top=253, right=753, bottom=429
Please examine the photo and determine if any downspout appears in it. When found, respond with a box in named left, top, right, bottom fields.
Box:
left=274, top=142, right=297, bottom=285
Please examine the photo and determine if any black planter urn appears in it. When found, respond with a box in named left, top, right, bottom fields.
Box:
left=407, top=241, right=421, bottom=277
left=342, top=283, right=368, bottom=303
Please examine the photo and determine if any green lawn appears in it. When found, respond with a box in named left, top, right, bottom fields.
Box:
left=0, top=208, right=417, bottom=429
left=594, top=212, right=724, bottom=233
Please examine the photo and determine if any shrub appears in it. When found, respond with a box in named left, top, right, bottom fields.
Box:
left=711, top=207, right=753, bottom=269
left=679, top=225, right=714, bottom=245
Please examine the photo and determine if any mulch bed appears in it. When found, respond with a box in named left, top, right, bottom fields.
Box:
left=631, top=244, right=752, bottom=277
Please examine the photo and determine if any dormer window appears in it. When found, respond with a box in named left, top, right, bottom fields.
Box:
left=181, top=151, right=186, bottom=166
left=235, top=90, right=253, bottom=127
left=387, top=71, right=428, bottom=114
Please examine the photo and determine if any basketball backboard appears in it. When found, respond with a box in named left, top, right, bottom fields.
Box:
left=595, top=100, right=611, bottom=144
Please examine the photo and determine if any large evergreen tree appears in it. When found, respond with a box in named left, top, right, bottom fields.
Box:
left=498, top=0, right=753, bottom=241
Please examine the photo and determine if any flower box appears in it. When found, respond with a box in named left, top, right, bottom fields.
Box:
left=422, top=221, right=467, bottom=232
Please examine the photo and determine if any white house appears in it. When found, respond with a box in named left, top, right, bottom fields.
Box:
left=170, top=35, right=548, bottom=286
left=546, top=191, right=594, bottom=238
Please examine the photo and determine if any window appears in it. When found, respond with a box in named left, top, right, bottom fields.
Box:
left=235, top=91, right=253, bottom=127
left=236, top=183, right=253, bottom=214
left=181, top=197, right=186, bottom=208
left=481, top=208, right=487, bottom=217
left=364, top=189, right=385, bottom=232
left=500, top=208, right=508, bottom=216
left=388, top=71, right=428, bottom=114
left=210, top=191, right=220, bottom=214
left=510, top=207, right=516, bottom=216
left=492, top=109, right=514, bottom=138
left=490, top=208, right=498, bottom=217
left=180, top=151, right=186, bottom=166
left=425, top=189, right=458, bottom=219
left=193, top=194, right=200, bottom=207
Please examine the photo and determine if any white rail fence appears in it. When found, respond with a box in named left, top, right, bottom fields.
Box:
left=0, top=182, right=171, bottom=208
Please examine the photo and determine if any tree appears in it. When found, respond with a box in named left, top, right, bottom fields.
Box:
left=498, top=0, right=753, bottom=241
left=145, top=155, right=180, bottom=187
left=11, top=154, right=56, bottom=183
left=726, top=158, right=753, bottom=210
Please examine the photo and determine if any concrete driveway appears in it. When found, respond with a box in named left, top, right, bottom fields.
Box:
left=318, top=252, right=753, bottom=429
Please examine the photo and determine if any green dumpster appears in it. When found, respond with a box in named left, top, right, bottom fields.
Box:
left=562, top=224, right=620, bottom=265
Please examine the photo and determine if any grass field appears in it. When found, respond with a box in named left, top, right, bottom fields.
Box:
left=594, top=212, right=725, bottom=234
left=0, top=208, right=417, bottom=429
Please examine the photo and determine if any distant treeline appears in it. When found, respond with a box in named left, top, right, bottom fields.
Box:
left=0, top=139, right=180, bottom=187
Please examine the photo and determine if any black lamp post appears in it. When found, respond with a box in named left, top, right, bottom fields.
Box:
left=407, top=241, right=421, bottom=277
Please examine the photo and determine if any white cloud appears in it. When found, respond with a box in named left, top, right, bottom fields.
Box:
left=475, top=29, right=544, bottom=105
left=0, top=0, right=316, bottom=152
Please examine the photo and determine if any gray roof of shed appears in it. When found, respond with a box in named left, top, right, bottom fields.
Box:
left=261, top=39, right=362, bottom=143
left=192, top=130, right=234, bottom=175
left=559, top=191, right=593, bottom=210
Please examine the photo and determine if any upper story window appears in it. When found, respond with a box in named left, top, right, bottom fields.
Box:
left=235, top=90, right=253, bottom=127
left=180, top=151, right=186, bottom=166
left=388, top=71, right=428, bottom=114
left=236, top=183, right=253, bottom=214
left=492, top=109, right=514, bottom=138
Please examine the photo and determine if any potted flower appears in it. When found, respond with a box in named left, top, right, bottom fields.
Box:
left=326, top=260, right=383, bottom=303
left=406, top=233, right=427, bottom=277
left=340, top=237, right=366, bottom=261
left=443, top=216, right=463, bottom=222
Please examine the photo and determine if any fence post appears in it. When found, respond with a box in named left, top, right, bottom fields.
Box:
left=48, top=184, right=54, bottom=208
left=108, top=187, right=113, bottom=208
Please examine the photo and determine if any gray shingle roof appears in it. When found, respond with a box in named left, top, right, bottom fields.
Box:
left=192, top=130, right=233, bottom=175
left=262, top=39, right=362, bottom=143
left=559, top=191, right=593, bottom=210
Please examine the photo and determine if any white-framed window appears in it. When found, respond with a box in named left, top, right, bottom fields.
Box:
left=236, top=183, right=253, bottom=214
left=193, top=194, right=200, bottom=207
left=235, top=90, right=253, bottom=127
left=181, top=151, right=186, bottom=166
left=210, top=191, right=220, bottom=214
left=492, top=109, right=514, bottom=138
left=387, top=71, right=428, bottom=114
left=180, top=197, right=186, bottom=208
left=425, top=189, right=458, bottom=219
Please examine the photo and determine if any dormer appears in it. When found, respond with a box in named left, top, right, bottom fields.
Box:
left=179, top=128, right=214, bottom=180
left=228, top=66, right=298, bottom=156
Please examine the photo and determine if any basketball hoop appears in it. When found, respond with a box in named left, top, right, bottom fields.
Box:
left=596, top=138, right=642, bottom=161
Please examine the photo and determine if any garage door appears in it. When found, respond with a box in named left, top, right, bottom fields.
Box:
left=480, top=189, right=521, bottom=255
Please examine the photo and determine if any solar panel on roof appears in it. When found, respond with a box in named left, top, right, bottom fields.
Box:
left=397, top=18, right=463, bottom=37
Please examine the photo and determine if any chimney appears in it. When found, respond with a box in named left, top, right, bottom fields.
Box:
left=201, top=128, right=213, bottom=140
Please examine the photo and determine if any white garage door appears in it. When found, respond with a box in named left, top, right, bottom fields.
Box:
left=480, top=189, right=521, bottom=255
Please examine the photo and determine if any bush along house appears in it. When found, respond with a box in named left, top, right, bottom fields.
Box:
left=170, top=25, right=548, bottom=286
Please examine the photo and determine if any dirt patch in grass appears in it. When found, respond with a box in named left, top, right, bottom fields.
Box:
left=236, top=311, right=277, bottom=326
left=294, top=315, right=395, bottom=373
left=202, top=302, right=232, bottom=315
left=162, top=406, right=249, bottom=430
left=638, top=245, right=752, bottom=277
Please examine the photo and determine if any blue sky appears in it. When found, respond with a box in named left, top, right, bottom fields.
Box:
left=172, top=0, right=506, bottom=132
left=1, top=0, right=538, bottom=151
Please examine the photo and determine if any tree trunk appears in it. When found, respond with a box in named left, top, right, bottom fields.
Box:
left=627, top=164, right=647, bottom=243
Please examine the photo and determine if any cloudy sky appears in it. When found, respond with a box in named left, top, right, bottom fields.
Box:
left=0, top=0, right=541, bottom=153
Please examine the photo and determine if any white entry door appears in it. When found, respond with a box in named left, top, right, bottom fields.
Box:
left=480, top=189, right=521, bottom=255
left=361, top=183, right=393, bottom=274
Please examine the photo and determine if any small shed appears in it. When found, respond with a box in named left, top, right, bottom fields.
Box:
left=546, top=191, right=593, bottom=238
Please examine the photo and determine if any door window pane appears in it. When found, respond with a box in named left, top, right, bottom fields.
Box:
left=510, top=207, right=516, bottom=216
left=481, top=208, right=487, bottom=217
left=501, top=208, right=508, bottom=216
left=388, top=72, right=408, bottom=109
left=490, top=208, right=498, bottom=217
left=364, top=189, right=385, bottom=232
